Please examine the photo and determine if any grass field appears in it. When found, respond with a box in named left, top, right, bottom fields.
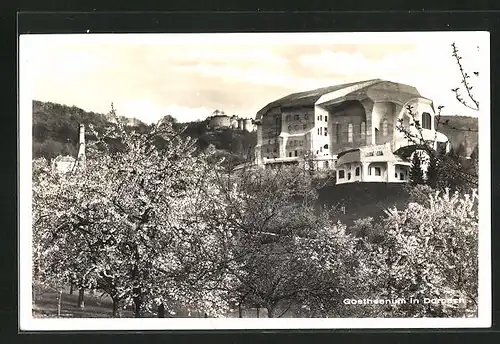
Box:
left=32, top=286, right=135, bottom=318
left=32, top=286, right=272, bottom=318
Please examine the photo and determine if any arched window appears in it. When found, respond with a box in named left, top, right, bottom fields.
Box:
left=355, top=167, right=360, bottom=176
left=422, top=112, right=432, bottom=130
left=382, top=119, right=388, bottom=136
left=335, top=124, right=341, bottom=143
left=324, top=144, right=329, bottom=149
left=348, top=123, right=353, bottom=142
left=360, top=121, right=366, bottom=139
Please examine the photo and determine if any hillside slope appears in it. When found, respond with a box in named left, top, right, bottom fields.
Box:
left=32, top=100, right=256, bottom=165
left=316, top=182, right=410, bottom=226
left=437, top=115, right=478, bottom=157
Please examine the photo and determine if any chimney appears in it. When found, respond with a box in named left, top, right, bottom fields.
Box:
left=77, top=124, right=86, bottom=167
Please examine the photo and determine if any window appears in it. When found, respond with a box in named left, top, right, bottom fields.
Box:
left=325, top=115, right=328, bottom=122
left=295, top=114, right=300, bottom=121
left=376, top=151, right=383, bottom=156
left=374, top=167, right=381, bottom=176
left=368, top=167, right=372, bottom=176
left=317, top=116, right=320, bottom=121
left=348, top=123, right=353, bottom=142
left=319, top=127, right=323, bottom=135
left=320, top=146, right=323, bottom=152
left=324, top=127, right=328, bottom=136
left=360, top=121, right=366, bottom=139
left=305, top=113, right=309, bottom=120
left=324, top=144, right=329, bottom=149
left=288, top=125, right=292, bottom=131
left=348, top=172, right=351, bottom=180
left=422, top=112, right=432, bottom=130
left=395, top=173, right=398, bottom=178
left=382, top=119, right=388, bottom=136
left=268, top=140, right=271, bottom=144
left=319, top=115, right=323, bottom=121
left=266, top=147, right=270, bottom=153
left=286, top=115, right=291, bottom=122
left=294, top=150, right=298, bottom=157
left=303, top=124, right=307, bottom=130
left=288, top=152, right=292, bottom=157
left=335, top=124, right=341, bottom=144
left=300, top=141, right=304, bottom=146
left=355, top=167, right=360, bottom=176
left=400, top=173, right=404, bottom=180
left=339, top=170, right=345, bottom=179
left=324, top=161, right=329, bottom=169
left=273, top=148, right=277, bottom=153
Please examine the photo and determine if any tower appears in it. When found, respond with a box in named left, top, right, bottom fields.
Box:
left=76, top=124, right=86, bottom=170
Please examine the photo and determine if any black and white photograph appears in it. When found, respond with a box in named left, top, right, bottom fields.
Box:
left=18, top=31, right=491, bottom=330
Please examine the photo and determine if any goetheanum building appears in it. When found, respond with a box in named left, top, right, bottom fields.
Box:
left=254, top=79, right=450, bottom=184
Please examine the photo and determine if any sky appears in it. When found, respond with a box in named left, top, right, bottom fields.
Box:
left=20, top=32, right=489, bottom=124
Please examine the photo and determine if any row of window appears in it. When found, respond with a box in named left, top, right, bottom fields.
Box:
left=316, top=144, right=330, bottom=155
left=331, top=122, right=365, bottom=143
left=288, top=123, right=308, bottom=132
left=288, top=139, right=304, bottom=147
left=338, top=167, right=361, bottom=180
left=285, top=113, right=310, bottom=122
left=365, top=150, right=384, bottom=157
left=317, top=127, right=328, bottom=136
left=395, top=172, right=407, bottom=180
left=338, top=166, right=383, bottom=179
left=284, top=113, right=330, bottom=122
left=265, top=147, right=278, bottom=153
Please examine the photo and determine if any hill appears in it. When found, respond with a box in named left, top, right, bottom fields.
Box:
left=437, top=115, right=478, bottom=157
left=32, top=101, right=256, bottom=167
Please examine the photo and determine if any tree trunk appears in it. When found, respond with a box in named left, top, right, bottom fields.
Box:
left=133, top=288, right=142, bottom=318
left=157, top=303, right=165, bottom=318
left=256, top=307, right=260, bottom=318
left=77, top=287, right=85, bottom=308
left=57, top=289, right=63, bottom=317
left=69, top=283, right=74, bottom=295
left=112, top=298, right=121, bottom=318
left=267, top=306, right=274, bottom=318
left=238, top=302, right=243, bottom=318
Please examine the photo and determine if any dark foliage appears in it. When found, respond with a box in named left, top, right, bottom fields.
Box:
left=409, top=153, right=424, bottom=186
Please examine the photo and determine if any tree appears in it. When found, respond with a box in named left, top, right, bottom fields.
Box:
left=206, top=166, right=364, bottom=318
left=32, top=109, right=236, bottom=318
left=409, top=152, right=424, bottom=186
left=365, top=189, right=478, bottom=317
left=426, top=150, right=439, bottom=188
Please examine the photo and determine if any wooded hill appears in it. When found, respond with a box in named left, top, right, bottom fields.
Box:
left=32, top=100, right=256, bottom=169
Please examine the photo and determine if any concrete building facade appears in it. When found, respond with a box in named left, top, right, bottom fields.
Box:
left=254, top=79, right=450, bottom=184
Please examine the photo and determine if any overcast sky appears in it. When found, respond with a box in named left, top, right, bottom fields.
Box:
left=20, top=32, right=489, bottom=124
